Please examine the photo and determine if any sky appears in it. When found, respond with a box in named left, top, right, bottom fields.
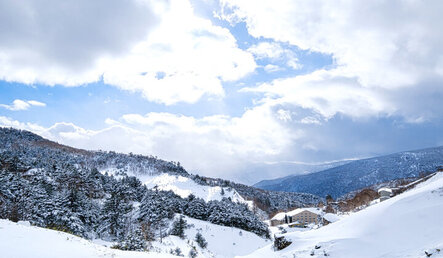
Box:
left=1, top=0, right=443, bottom=184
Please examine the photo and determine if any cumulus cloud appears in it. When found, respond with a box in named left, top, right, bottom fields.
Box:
left=248, top=41, right=300, bottom=70
left=0, top=0, right=159, bottom=85
left=102, top=0, right=256, bottom=105
left=263, top=64, right=282, bottom=73
left=0, top=0, right=256, bottom=105
left=220, top=0, right=443, bottom=121
left=0, top=99, right=46, bottom=111
left=248, top=42, right=286, bottom=60
left=0, top=103, right=296, bottom=179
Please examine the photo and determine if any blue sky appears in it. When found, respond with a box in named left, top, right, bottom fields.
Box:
left=1, top=0, right=443, bottom=183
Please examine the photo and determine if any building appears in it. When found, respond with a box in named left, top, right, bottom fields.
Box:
left=270, top=208, right=323, bottom=226
left=378, top=187, right=393, bottom=202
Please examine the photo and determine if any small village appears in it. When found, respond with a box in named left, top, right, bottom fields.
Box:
left=267, top=187, right=395, bottom=231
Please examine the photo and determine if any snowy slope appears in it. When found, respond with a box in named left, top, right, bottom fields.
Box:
left=242, top=172, right=443, bottom=258
left=100, top=170, right=249, bottom=204
left=0, top=220, right=174, bottom=258
left=0, top=216, right=269, bottom=258
left=149, top=215, right=271, bottom=258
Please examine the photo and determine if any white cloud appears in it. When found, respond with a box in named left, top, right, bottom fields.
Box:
left=0, top=116, right=46, bottom=131
left=0, top=0, right=159, bottom=85
left=0, top=99, right=46, bottom=111
left=102, top=0, right=256, bottom=105
left=248, top=41, right=300, bottom=70
left=26, top=100, right=46, bottom=107
left=263, top=64, right=283, bottom=73
left=242, top=69, right=395, bottom=119
left=0, top=0, right=256, bottom=105
left=220, top=0, right=443, bottom=121
left=248, top=42, right=286, bottom=60
left=0, top=104, right=295, bottom=179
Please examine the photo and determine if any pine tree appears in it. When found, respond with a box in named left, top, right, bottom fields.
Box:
left=195, top=232, right=208, bottom=249
left=170, top=215, right=187, bottom=239
left=184, top=197, right=208, bottom=220
left=99, top=184, right=132, bottom=239
left=118, top=227, right=147, bottom=251
left=189, top=247, right=198, bottom=258
left=170, top=247, right=183, bottom=256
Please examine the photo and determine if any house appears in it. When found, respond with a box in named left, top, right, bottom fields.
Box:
left=378, top=187, right=393, bottom=201
left=270, top=208, right=323, bottom=226
left=322, top=213, right=340, bottom=225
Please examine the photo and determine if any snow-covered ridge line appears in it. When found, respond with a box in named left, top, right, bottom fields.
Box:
left=256, top=145, right=443, bottom=198
left=100, top=168, right=252, bottom=208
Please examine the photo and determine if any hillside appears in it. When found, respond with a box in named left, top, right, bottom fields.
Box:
left=0, top=127, right=321, bottom=215
left=0, top=220, right=174, bottom=258
left=244, top=172, right=443, bottom=258
left=0, top=215, right=270, bottom=258
left=0, top=126, right=272, bottom=254
left=254, top=146, right=443, bottom=198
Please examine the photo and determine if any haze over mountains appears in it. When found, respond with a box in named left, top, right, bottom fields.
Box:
left=233, top=159, right=353, bottom=185
left=255, top=146, right=443, bottom=198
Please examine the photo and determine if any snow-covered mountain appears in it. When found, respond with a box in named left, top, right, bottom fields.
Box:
left=244, top=172, right=443, bottom=258
left=231, top=160, right=352, bottom=185
left=0, top=127, right=321, bottom=213
left=254, top=146, right=443, bottom=198
left=0, top=127, right=322, bottom=257
left=0, top=126, right=273, bottom=256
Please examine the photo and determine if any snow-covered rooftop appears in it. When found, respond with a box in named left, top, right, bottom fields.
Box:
left=271, top=207, right=323, bottom=220
left=378, top=187, right=393, bottom=193
left=323, top=213, right=340, bottom=223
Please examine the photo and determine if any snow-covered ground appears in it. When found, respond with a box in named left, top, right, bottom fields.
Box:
left=100, top=168, right=248, bottom=204
left=0, top=219, right=174, bottom=258
left=148, top=215, right=271, bottom=257
left=0, top=215, right=269, bottom=258
left=142, top=173, right=248, bottom=204
left=241, top=172, right=443, bottom=258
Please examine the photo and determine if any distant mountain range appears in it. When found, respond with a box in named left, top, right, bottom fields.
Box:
left=232, top=160, right=352, bottom=185
left=254, top=146, right=443, bottom=199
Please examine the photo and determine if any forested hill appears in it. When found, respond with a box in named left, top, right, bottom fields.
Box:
left=0, top=127, right=321, bottom=213
left=255, top=146, right=443, bottom=199
left=0, top=127, right=322, bottom=240
left=0, top=127, right=189, bottom=178
left=0, top=126, right=270, bottom=242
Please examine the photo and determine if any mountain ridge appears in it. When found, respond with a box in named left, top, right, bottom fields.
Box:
left=254, top=145, right=443, bottom=198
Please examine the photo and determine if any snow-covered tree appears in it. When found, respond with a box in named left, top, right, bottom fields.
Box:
left=195, top=232, right=208, bottom=249
left=117, top=226, right=147, bottom=251
left=170, top=215, right=187, bottom=239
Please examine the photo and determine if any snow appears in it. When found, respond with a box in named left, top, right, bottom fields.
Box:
left=149, top=215, right=271, bottom=258
left=99, top=168, right=248, bottom=204
left=0, top=219, right=174, bottom=258
left=142, top=173, right=247, bottom=204
left=17, top=221, right=31, bottom=227
left=271, top=207, right=323, bottom=220
left=323, top=213, right=340, bottom=223
left=377, top=187, right=392, bottom=193
left=241, top=172, right=443, bottom=258
left=0, top=215, right=269, bottom=258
